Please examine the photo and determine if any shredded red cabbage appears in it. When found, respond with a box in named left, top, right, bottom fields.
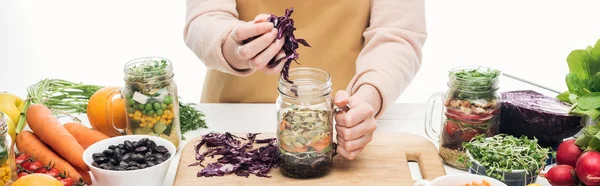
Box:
left=242, top=7, right=311, bottom=83
left=189, top=132, right=280, bottom=178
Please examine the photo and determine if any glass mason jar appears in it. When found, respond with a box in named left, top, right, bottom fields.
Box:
left=122, top=57, right=181, bottom=148
left=424, top=66, right=501, bottom=170
left=0, top=112, right=13, bottom=185
left=276, top=68, right=336, bottom=178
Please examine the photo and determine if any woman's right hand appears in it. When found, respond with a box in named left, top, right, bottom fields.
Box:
left=223, top=14, right=286, bottom=74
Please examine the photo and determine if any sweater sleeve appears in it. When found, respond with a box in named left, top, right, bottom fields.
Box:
left=183, top=0, right=255, bottom=76
left=347, top=0, right=427, bottom=118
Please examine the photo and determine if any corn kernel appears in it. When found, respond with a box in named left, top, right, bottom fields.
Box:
left=134, top=110, right=142, bottom=116
left=128, top=113, right=134, bottom=117
left=160, top=119, right=167, bottom=123
left=166, top=119, right=172, bottom=125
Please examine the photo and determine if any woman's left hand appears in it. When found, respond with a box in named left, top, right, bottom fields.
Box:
left=334, top=90, right=377, bottom=160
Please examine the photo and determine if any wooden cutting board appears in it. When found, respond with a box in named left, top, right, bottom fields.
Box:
left=173, top=133, right=446, bottom=186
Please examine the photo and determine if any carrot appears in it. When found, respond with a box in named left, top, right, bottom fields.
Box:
left=16, top=131, right=84, bottom=182
left=26, top=104, right=88, bottom=171
left=75, top=167, right=92, bottom=185
left=64, top=122, right=109, bottom=149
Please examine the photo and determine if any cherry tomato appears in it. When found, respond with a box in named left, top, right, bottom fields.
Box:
left=18, top=172, right=29, bottom=178
left=460, top=129, right=479, bottom=142
left=444, top=121, right=460, bottom=135
left=34, top=167, right=48, bottom=174
left=30, top=161, right=44, bottom=171
left=20, top=161, right=32, bottom=171
left=46, top=168, right=60, bottom=177
left=58, top=177, right=74, bottom=186
left=15, top=154, right=30, bottom=164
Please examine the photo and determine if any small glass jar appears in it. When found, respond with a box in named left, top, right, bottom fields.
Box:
left=425, top=66, right=501, bottom=170
left=276, top=68, right=335, bottom=178
left=122, top=57, right=181, bottom=148
left=0, top=112, right=12, bottom=185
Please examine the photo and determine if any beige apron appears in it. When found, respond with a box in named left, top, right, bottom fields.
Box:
left=201, top=0, right=371, bottom=103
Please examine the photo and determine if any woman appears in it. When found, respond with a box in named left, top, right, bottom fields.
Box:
left=184, top=0, right=427, bottom=160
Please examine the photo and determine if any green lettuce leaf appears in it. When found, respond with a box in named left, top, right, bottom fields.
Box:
left=577, top=92, right=600, bottom=110
left=568, top=49, right=592, bottom=80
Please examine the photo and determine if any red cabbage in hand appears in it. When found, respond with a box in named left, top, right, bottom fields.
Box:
left=243, top=8, right=311, bottom=83
left=189, top=132, right=280, bottom=178
left=499, top=90, right=583, bottom=147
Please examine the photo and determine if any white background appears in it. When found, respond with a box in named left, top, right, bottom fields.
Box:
left=2, top=0, right=600, bottom=102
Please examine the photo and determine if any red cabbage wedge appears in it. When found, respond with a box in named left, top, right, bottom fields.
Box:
left=500, top=90, right=583, bottom=147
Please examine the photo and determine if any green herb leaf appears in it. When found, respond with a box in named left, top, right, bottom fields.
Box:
left=594, top=72, right=600, bottom=92
left=566, top=73, right=589, bottom=96
left=576, top=134, right=592, bottom=148
left=179, top=101, right=208, bottom=136
left=567, top=49, right=592, bottom=80
left=587, top=130, right=600, bottom=151
left=576, top=92, right=600, bottom=110
left=591, top=39, right=600, bottom=59
left=557, top=91, right=571, bottom=104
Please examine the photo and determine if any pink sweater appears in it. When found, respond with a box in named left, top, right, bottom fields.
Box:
left=184, top=0, right=427, bottom=117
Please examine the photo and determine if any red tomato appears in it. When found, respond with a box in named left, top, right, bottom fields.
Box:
left=46, top=168, right=61, bottom=177
left=58, top=177, right=74, bottom=186
left=26, top=161, right=44, bottom=172
left=20, top=161, right=32, bottom=171
left=17, top=172, right=29, bottom=178
left=15, top=154, right=30, bottom=164
left=444, top=121, right=460, bottom=135
left=460, top=129, right=479, bottom=142
left=34, top=167, right=48, bottom=174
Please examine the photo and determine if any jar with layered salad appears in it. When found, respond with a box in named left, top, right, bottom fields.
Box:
left=122, top=57, right=181, bottom=148
left=425, top=66, right=501, bottom=170
left=276, top=68, right=336, bottom=178
left=0, top=112, right=13, bottom=185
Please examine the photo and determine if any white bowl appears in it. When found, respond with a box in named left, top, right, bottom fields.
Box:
left=413, top=174, right=508, bottom=186
left=82, top=135, right=177, bottom=186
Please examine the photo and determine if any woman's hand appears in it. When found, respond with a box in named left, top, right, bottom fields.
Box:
left=222, top=14, right=286, bottom=74
left=334, top=90, right=378, bottom=160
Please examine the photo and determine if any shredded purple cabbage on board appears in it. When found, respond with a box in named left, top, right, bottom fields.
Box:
left=189, top=132, right=280, bottom=178
left=242, top=7, right=311, bottom=83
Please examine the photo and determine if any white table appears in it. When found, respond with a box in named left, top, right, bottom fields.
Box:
left=155, top=103, right=551, bottom=186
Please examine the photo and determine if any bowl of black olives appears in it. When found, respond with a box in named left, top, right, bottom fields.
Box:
left=82, top=135, right=176, bottom=186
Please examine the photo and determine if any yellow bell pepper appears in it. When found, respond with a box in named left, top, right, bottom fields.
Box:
left=0, top=92, right=25, bottom=140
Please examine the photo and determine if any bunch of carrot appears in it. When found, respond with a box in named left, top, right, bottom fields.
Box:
left=16, top=104, right=109, bottom=185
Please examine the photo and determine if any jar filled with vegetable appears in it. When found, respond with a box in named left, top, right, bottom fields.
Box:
left=0, top=112, right=13, bottom=185
left=425, top=66, right=501, bottom=170
left=122, top=57, right=181, bottom=148
left=276, top=68, right=335, bottom=178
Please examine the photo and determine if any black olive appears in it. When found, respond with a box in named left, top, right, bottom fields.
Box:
left=146, top=140, right=157, bottom=152
left=121, top=153, right=133, bottom=162
left=124, top=140, right=135, bottom=151
left=119, top=161, right=129, bottom=167
left=99, top=163, right=112, bottom=170
left=144, top=151, right=152, bottom=157
left=103, top=149, right=114, bottom=156
left=118, top=144, right=126, bottom=150
left=138, top=138, right=149, bottom=147
left=132, top=141, right=138, bottom=147
left=153, top=153, right=164, bottom=160
left=92, top=162, right=99, bottom=167
left=109, top=158, right=119, bottom=166
left=125, top=166, right=139, bottom=170
left=95, top=157, right=109, bottom=164
left=164, top=152, right=171, bottom=159
left=114, top=166, right=126, bottom=171
left=139, top=164, right=148, bottom=169
left=128, top=161, right=140, bottom=167
left=114, top=148, right=123, bottom=159
left=108, top=145, right=118, bottom=150
left=146, top=155, right=157, bottom=162
left=135, top=146, right=148, bottom=153
left=132, top=154, right=146, bottom=163
left=92, top=153, right=105, bottom=161
left=154, top=146, right=168, bottom=153
left=147, top=161, right=157, bottom=167
left=156, top=159, right=165, bottom=164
